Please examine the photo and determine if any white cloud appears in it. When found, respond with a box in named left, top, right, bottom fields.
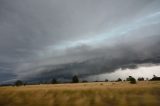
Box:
left=87, top=65, right=160, bottom=81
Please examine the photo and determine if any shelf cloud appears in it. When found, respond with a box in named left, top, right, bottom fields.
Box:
left=0, top=0, right=160, bottom=82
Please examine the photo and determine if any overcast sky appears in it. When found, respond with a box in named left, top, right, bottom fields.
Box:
left=0, top=0, right=160, bottom=83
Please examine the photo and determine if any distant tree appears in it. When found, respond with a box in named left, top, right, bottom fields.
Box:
left=126, top=76, right=132, bottom=81
left=130, top=77, right=136, bottom=84
left=51, top=78, right=57, bottom=84
left=82, top=80, right=88, bottom=83
left=126, top=76, right=136, bottom=84
left=138, top=77, right=144, bottom=81
left=117, top=78, right=122, bottom=82
left=23, top=82, right=27, bottom=86
left=72, top=75, right=79, bottom=83
left=105, top=79, right=109, bottom=82
left=151, top=75, right=160, bottom=81
left=15, top=80, right=23, bottom=86
left=153, top=75, right=157, bottom=78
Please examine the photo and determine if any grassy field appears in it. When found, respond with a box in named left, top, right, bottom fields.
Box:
left=0, top=81, right=160, bottom=106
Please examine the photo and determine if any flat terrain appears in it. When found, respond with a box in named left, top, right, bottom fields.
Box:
left=0, top=81, right=160, bottom=106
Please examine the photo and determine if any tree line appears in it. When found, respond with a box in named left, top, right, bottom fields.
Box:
left=13, top=75, right=160, bottom=86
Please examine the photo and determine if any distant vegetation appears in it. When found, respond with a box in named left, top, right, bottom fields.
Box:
left=105, top=79, right=109, bottom=82
left=151, top=75, right=160, bottom=81
left=126, top=76, right=136, bottom=84
left=1, top=75, right=160, bottom=87
left=51, top=78, right=57, bottom=84
left=72, top=75, right=79, bottom=83
left=117, top=78, right=122, bottom=82
left=137, top=77, right=144, bottom=81
left=15, top=80, right=23, bottom=86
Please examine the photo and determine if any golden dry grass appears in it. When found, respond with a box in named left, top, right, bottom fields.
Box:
left=0, top=81, right=160, bottom=106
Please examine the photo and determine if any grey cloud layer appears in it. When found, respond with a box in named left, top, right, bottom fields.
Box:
left=0, top=0, right=160, bottom=82
left=18, top=34, right=160, bottom=81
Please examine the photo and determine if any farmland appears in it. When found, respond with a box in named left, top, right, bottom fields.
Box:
left=0, top=81, right=160, bottom=106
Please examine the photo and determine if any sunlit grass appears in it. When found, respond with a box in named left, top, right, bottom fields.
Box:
left=0, top=81, right=160, bottom=106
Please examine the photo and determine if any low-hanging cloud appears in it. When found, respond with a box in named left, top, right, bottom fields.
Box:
left=0, top=0, right=160, bottom=82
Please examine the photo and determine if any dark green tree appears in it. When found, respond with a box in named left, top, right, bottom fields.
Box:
left=151, top=75, right=160, bottom=81
left=137, top=77, right=144, bottom=81
left=117, top=78, right=122, bottom=82
left=15, top=80, right=23, bottom=86
left=72, top=75, right=79, bottom=83
left=126, top=76, right=136, bottom=84
left=105, top=79, right=109, bottom=82
left=51, top=78, right=57, bottom=84
left=130, top=77, right=136, bottom=84
left=126, top=76, right=132, bottom=81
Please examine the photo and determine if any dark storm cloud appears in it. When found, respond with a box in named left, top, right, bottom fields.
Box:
left=0, top=0, right=160, bottom=82
left=21, top=34, right=160, bottom=81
